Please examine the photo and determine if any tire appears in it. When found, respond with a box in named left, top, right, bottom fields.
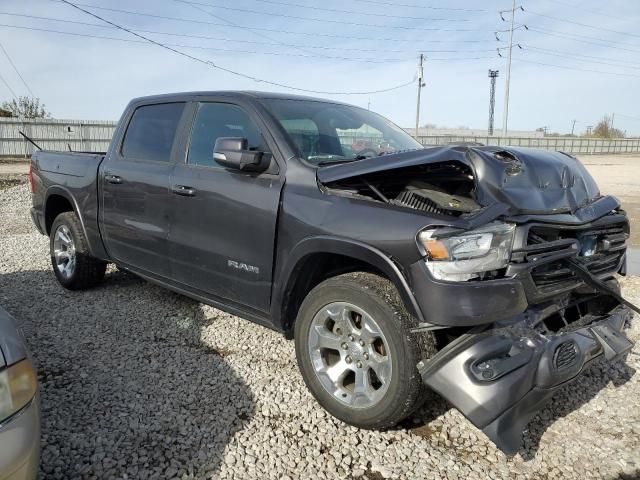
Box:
left=294, top=272, right=437, bottom=429
left=50, top=211, right=106, bottom=290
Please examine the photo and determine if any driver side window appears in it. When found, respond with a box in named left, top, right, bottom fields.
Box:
left=188, top=103, right=265, bottom=168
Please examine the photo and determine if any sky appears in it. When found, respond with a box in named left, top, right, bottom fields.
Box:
left=0, top=0, right=639, bottom=135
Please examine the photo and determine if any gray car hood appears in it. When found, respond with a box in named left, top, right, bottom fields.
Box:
left=317, top=146, right=603, bottom=216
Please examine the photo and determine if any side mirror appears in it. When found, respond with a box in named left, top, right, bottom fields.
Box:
left=213, top=137, right=267, bottom=172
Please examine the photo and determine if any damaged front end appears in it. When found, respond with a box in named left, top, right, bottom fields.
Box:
left=318, top=145, right=636, bottom=454
left=420, top=297, right=633, bottom=455
left=417, top=211, right=636, bottom=454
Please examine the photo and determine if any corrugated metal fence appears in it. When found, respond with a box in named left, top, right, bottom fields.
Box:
left=0, top=117, right=639, bottom=157
left=0, top=117, right=116, bottom=157
left=416, top=135, right=640, bottom=154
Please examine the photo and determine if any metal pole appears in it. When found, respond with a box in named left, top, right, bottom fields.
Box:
left=415, top=54, right=424, bottom=139
left=488, top=70, right=499, bottom=136
left=502, top=0, right=516, bottom=137
left=571, top=119, right=576, bottom=135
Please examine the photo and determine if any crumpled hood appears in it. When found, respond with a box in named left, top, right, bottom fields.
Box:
left=317, top=145, right=602, bottom=216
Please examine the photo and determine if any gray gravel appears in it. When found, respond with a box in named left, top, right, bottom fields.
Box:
left=0, top=182, right=639, bottom=479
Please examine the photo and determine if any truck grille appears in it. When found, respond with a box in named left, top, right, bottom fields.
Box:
left=554, top=341, right=578, bottom=370
left=526, top=219, right=627, bottom=288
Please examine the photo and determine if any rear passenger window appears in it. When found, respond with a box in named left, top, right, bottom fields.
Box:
left=121, top=103, right=185, bottom=162
left=188, top=103, right=265, bottom=168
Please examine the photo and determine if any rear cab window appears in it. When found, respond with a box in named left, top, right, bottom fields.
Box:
left=121, top=102, right=185, bottom=162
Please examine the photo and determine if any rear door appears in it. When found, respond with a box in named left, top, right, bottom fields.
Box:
left=168, top=100, right=283, bottom=312
left=100, top=102, right=186, bottom=278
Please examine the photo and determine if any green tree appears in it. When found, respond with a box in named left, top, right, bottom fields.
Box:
left=1, top=96, right=50, bottom=119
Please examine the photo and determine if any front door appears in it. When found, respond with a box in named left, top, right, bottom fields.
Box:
left=100, top=102, right=186, bottom=278
left=169, top=102, right=283, bottom=312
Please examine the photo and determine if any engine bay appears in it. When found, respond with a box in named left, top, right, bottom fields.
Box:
left=323, top=160, right=480, bottom=217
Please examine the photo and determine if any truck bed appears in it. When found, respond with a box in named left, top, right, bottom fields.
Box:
left=34, top=151, right=104, bottom=179
left=30, top=150, right=107, bottom=259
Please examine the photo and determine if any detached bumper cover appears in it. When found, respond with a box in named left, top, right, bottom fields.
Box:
left=420, top=306, right=634, bottom=454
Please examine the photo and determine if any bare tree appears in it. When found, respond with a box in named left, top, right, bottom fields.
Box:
left=1, top=96, right=50, bottom=119
left=592, top=115, right=625, bottom=138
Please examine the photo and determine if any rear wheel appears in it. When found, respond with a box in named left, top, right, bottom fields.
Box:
left=294, top=272, right=437, bottom=429
left=50, top=212, right=106, bottom=290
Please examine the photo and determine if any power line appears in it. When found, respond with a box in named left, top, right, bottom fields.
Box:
left=0, top=71, right=17, bottom=101
left=234, top=0, right=472, bottom=22
left=616, top=113, right=640, bottom=122
left=0, top=12, right=498, bottom=54
left=521, top=45, right=640, bottom=70
left=349, top=0, right=487, bottom=12
left=178, top=0, right=483, bottom=32
left=536, top=0, right=628, bottom=22
left=528, top=25, right=640, bottom=48
left=0, top=23, right=407, bottom=63
left=526, top=27, right=640, bottom=54
left=524, top=9, right=640, bottom=39
left=0, top=40, right=34, bottom=96
left=513, top=58, right=640, bottom=78
left=0, top=11, right=499, bottom=45
left=172, top=0, right=329, bottom=61
left=0, top=23, right=497, bottom=63
left=54, top=0, right=416, bottom=95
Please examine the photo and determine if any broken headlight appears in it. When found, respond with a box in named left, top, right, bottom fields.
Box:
left=418, top=222, right=516, bottom=281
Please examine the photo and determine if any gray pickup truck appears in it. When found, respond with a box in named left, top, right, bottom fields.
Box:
left=29, top=91, right=635, bottom=453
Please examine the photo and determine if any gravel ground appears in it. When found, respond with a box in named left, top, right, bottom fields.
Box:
left=1, top=183, right=639, bottom=479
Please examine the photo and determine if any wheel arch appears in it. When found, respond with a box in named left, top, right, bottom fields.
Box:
left=43, top=186, right=85, bottom=235
left=273, top=236, right=424, bottom=336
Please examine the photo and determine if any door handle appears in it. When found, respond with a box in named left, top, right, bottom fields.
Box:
left=105, top=174, right=122, bottom=184
left=171, top=185, right=196, bottom=197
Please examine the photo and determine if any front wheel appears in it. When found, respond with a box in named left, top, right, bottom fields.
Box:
left=294, top=272, right=437, bottom=429
left=50, top=212, right=106, bottom=290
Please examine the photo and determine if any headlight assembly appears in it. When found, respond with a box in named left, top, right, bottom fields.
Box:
left=0, top=359, right=37, bottom=423
left=418, top=222, right=515, bottom=281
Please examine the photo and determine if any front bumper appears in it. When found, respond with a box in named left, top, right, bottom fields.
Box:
left=420, top=305, right=634, bottom=454
left=0, top=396, right=41, bottom=479
left=409, top=211, right=629, bottom=327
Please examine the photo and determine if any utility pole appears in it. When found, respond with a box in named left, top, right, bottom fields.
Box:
left=610, top=112, right=615, bottom=131
left=501, top=0, right=521, bottom=137
left=488, top=70, right=499, bottom=135
left=571, top=119, right=576, bottom=135
left=415, top=54, right=425, bottom=138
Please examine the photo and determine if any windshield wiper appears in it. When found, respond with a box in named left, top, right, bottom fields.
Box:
left=317, top=154, right=375, bottom=166
left=317, top=159, right=355, bottom=166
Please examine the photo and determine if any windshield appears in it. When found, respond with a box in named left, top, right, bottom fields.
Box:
left=263, top=99, right=423, bottom=166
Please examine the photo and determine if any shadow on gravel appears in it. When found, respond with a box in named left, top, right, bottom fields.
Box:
left=401, top=350, right=636, bottom=461
left=613, top=470, right=640, bottom=480
left=0, top=268, right=255, bottom=479
left=519, top=355, right=635, bottom=460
